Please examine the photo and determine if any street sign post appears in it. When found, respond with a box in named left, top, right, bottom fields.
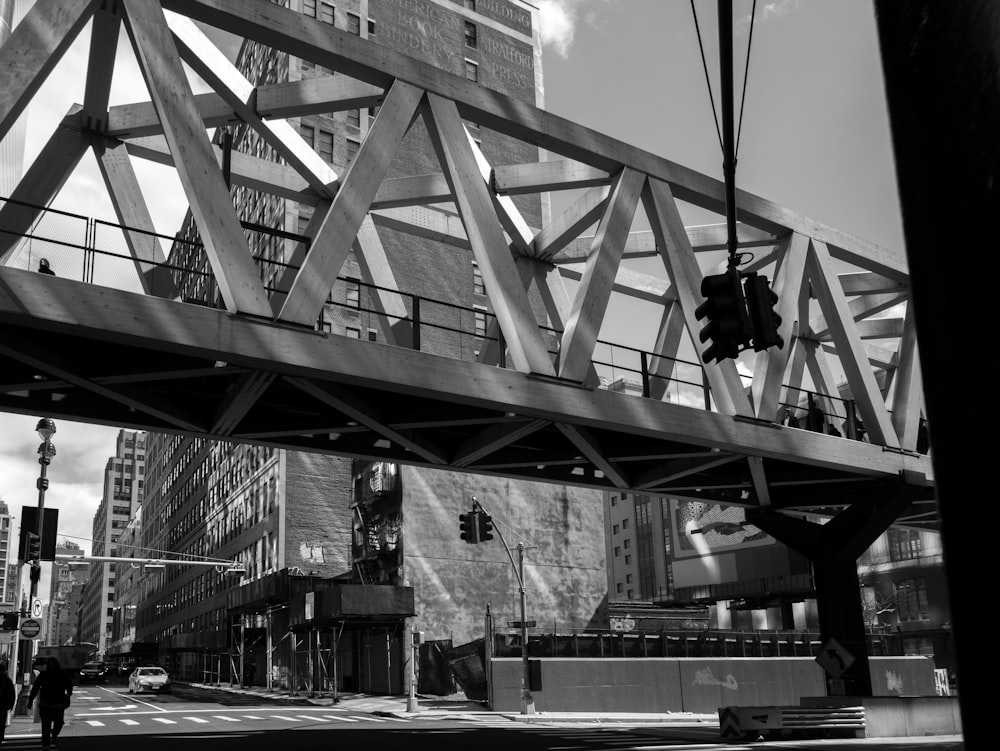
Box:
left=31, top=598, right=42, bottom=619
left=19, top=619, right=41, bottom=639
left=815, top=637, right=855, bottom=679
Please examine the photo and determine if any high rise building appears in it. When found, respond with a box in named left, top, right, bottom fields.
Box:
left=79, top=430, right=146, bottom=659
left=135, top=0, right=607, bottom=693
left=45, top=539, right=88, bottom=645
left=0, top=0, right=27, bottom=199
left=0, top=501, right=13, bottom=608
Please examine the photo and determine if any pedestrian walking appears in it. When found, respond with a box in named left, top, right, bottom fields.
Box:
left=38, top=258, right=56, bottom=275
left=27, top=657, right=73, bottom=750
left=0, top=662, right=16, bottom=746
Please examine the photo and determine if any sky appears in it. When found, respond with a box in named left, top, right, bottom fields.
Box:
left=0, top=0, right=904, bottom=561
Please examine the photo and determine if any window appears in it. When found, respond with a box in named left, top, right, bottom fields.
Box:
left=611, top=495, right=617, bottom=507
left=894, top=578, right=929, bottom=622
left=319, top=2, right=334, bottom=25
left=616, top=583, right=623, bottom=594
left=346, top=327, right=360, bottom=339
left=625, top=574, right=632, bottom=583
left=300, top=123, right=315, bottom=148
left=612, top=524, right=619, bottom=535
left=474, top=307, right=487, bottom=338
left=368, top=104, right=380, bottom=126
left=472, top=261, right=484, bottom=294
left=367, top=328, right=378, bottom=342
left=464, top=59, right=478, bottom=82
left=888, top=528, right=922, bottom=562
left=345, top=138, right=360, bottom=163
left=318, top=129, right=334, bottom=162
left=622, top=518, right=629, bottom=529
left=368, top=19, right=376, bottom=35
left=303, top=0, right=316, bottom=18
left=464, top=0, right=476, bottom=10
left=346, top=279, right=360, bottom=307
left=613, top=546, right=620, bottom=557
left=464, top=21, right=477, bottom=48
left=623, top=539, right=631, bottom=549
left=347, top=12, right=360, bottom=35
left=346, top=109, right=360, bottom=128
left=624, top=554, right=631, bottom=565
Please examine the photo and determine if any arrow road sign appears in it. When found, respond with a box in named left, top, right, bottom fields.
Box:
left=815, top=637, right=855, bottom=679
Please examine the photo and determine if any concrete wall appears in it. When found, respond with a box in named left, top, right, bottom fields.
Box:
left=490, top=656, right=938, bottom=714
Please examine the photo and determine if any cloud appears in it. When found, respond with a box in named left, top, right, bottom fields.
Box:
left=538, top=0, right=612, bottom=58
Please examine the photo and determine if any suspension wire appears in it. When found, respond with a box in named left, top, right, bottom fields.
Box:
left=735, top=0, right=758, bottom=160
left=689, top=0, right=724, bottom=154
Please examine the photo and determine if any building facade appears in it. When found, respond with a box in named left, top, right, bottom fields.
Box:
left=79, top=430, right=146, bottom=659
left=45, top=539, right=88, bottom=646
left=132, top=0, right=607, bottom=693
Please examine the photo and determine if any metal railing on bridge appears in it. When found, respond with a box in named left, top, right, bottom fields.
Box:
left=1, top=195, right=869, bottom=438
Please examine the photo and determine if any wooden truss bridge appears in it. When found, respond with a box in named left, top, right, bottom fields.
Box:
left=0, top=0, right=938, bottom=696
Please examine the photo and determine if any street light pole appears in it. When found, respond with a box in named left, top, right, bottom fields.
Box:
left=27, top=418, right=56, bottom=677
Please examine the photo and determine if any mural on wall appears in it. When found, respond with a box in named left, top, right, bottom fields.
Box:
left=351, top=460, right=404, bottom=584
left=672, top=501, right=773, bottom=558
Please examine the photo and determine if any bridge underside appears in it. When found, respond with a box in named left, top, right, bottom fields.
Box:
left=0, top=268, right=934, bottom=521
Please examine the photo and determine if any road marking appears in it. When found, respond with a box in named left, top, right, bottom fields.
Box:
left=297, top=715, right=328, bottom=721
left=271, top=715, right=301, bottom=721
left=379, top=717, right=409, bottom=722
left=323, top=715, right=358, bottom=722
left=213, top=715, right=241, bottom=722
left=151, top=717, right=176, bottom=724
left=366, top=717, right=387, bottom=722
left=184, top=717, right=209, bottom=723
left=241, top=715, right=265, bottom=720
left=120, top=719, right=139, bottom=726
left=85, top=720, right=105, bottom=727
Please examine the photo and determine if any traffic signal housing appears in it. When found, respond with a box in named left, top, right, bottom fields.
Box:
left=744, top=273, right=784, bottom=352
left=477, top=512, right=494, bottom=542
left=459, top=512, right=480, bottom=544
left=695, top=269, right=752, bottom=363
left=24, top=531, right=40, bottom=562
left=0, top=613, right=18, bottom=632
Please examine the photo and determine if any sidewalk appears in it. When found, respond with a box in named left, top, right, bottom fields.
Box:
left=180, top=681, right=718, bottom=725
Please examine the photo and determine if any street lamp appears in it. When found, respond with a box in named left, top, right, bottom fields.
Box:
left=27, top=418, right=56, bottom=678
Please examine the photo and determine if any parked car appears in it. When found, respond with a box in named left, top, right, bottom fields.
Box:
left=79, top=662, right=107, bottom=684
left=128, top=666, right=171, bottom=694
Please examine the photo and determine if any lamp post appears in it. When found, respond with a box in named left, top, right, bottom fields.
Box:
left=27, top=418, right=56, bottom=675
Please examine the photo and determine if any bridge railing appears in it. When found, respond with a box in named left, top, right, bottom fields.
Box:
left=2, top=195, right=871, bottom=440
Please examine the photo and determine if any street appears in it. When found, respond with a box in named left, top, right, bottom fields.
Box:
left=2, top=681, right=964, bottom=751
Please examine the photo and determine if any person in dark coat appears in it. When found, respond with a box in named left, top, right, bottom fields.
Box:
left=37, top=258, right=56, bottom=275
left=27, top=657, right=73, bottom=750
left=0, top=661, right=16, bottom=745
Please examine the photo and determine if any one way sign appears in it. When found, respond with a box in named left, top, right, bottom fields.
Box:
left=815, top=637, right=855, bottom=678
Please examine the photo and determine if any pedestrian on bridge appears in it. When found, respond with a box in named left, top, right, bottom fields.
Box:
left=27, top=657, right=72, bottom=750
left=37, top=258, right=55, bottom=275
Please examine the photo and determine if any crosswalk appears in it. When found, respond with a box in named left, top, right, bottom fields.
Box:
left=71, top=711, right=415, bottom=728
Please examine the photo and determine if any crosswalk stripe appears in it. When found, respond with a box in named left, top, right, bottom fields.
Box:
left=379, top=717, right=409, bottom=722
left=323, top=715, right=358, bottom=722
left=271, top=715, right=301, bottom=721
left=213, top=715, right=240, bottom=722
left=297, top=715, right=328, bottom=721
left=120, top=719, right=139, bottom=725
left=184, top=717, right=209, bottom=723
left=241, top=715, right=264, bottom=720
left=151, top=717, right=176, bottom=724
left=85, top=720, right=105, bottom=727
left=366, top=717, right=387, bottom=722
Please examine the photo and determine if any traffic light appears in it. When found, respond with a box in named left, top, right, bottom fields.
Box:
left=0, top=613, right=18, bottom=632
left=695, top=269, right=751, bottom=363
left=459, top=512, right=480, bottom=544
left=477, top=512, right=494, bottom=542
left=26, top=532, right=40, bottom=562
left=743, top=273, right=784, bottom=352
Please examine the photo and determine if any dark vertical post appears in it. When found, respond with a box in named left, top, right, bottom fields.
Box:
left=873, top=2, right=994, bottom=742
left=411, top=296, right=421, bottom=351
left=718, top=0, right=738, bottom=266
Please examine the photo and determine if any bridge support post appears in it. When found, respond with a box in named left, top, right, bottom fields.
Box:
left=747, top=479, right=920, bottom=696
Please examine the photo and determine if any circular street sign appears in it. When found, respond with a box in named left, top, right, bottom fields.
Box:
left=31, top=598, right=43, bottom=618
left=20, top=619, right=41, bottom=638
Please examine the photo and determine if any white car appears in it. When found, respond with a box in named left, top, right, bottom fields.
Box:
left=128, top=666, right=171, bottom=694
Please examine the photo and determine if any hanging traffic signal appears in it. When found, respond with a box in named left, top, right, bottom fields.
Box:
left=477, top=512, right=494, bottom=542
left=695, top=268, right=751, bottom=363
left=459, top=512, right=480, bottom=544
left=0, top=613, right=19, bottom=631
left=744, top=273, right=783, bottom=352
left=26, top=532, right=41, bottom=562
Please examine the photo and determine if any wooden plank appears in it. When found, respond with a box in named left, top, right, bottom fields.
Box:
left=633, top=452, right=738, bottom=490
left=95, top=140, right=179, bottom=298
left=210, top=370, right=276, bottom=435
left=424, top=92, right=554, bottom=375
left=81, top=3, right=123, bottom=131
left=255, top=76, right=383, bottom=119
left=106, top=91, right=240, bottom=137
left=277, top=79, right=423, bottom=325
left=752, top=233, right=807, bottom=421
left=747, top=456, right=772, bottom=506
left=646, top=300, right=687, bottom=401
left=0, top=0, right=96, bottom=140
left=558, top=168, right=644, bottom=381
left=818, top=317, right=904, bottom=341
left=890, top=304, right=924, bottom=450
left=371, top=173, right=452, bottom=209
left=806, top=240, right=897, bottom=446
left=557, top=223, right=775, bottom=262
left=809, top=292, right=907, bottom=339
left=451, top=418, right=549, bottom=467
left=838, top=271, right=908, bottom=296
left=123, top=0, right=270, bottom=316
left=491, top=160, right=610, bottom=195
left=351, top=216, right=408, bottom=348
left=0, top=107, right=90, bottom=263
left=285, top=376, right=446, bottom=464
left=269, top=200, right=328, bottom=315
left=641, top=177, right=752, bottom=417
left=555, top=422, right=630, bottom=487
left=166, top=11, right=339, bottom=195
left=532, top=184, right=610, bottom=260
left=161, top=0, right=910, bottom=282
